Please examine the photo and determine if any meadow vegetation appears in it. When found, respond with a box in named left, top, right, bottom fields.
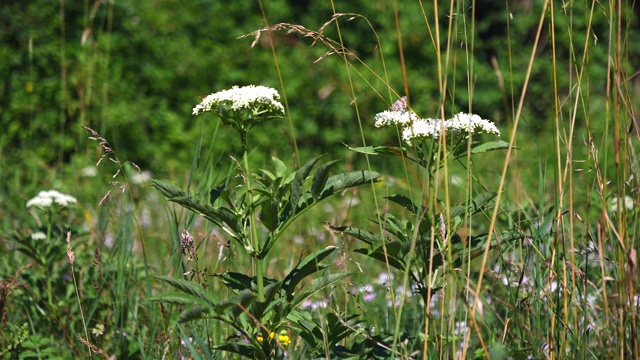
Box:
left=1, top=1, right=639, bottom=359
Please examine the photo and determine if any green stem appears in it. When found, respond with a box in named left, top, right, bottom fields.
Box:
left=241, top=132, right=265, bottom=301
left=45, top=212, right=54, bottom=307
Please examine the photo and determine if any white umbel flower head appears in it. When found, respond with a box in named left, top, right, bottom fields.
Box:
left=374, top=110, right=420, bottom=128
left=31, top=231, right=47, bottom=241
left=26, top=190, right=77, bottom=209
left=445, top=113, right=500, bottom=136
left=192, top=85, right=284, bottom=117
left=402, top=118, right=442, bottom=144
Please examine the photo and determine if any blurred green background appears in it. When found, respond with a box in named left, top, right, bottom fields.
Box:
left=3, top=1, right=630, bottom=171
left=1, top=0, right=637, bottom=214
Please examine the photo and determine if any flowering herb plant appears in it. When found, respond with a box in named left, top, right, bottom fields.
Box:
left=149, top=85, right=380, bottom=358
left=17, top=190, right=79, bottom=267
left=332, top=102, right=517, bottom=311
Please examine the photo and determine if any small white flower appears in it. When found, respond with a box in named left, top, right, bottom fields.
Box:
left=91, top=323, right=105, bottom=336
left=31, top=232, right=47, bottom=241
left=377, top=272, right=394, bottom=285
left=26, top=190, right=77, bottom=209
left=374, top=110, right=420, bottom=128
left=192, top=85, right=284, bottom=116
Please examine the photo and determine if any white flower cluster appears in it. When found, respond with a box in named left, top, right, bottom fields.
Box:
left=608, top=195, right=635, bottom=212
left=374, top=110, right=420, bottom=128
left=26, top=190, right=77, bottom=208
left=446, top=112, right=501, bottom=136
left=401, top=119, right=443, bottom=143
left=192, top=85, right=285, bottom=116
left=31, top=231, right=47, bottom=240
left=374, top=108, right=499, bottom=144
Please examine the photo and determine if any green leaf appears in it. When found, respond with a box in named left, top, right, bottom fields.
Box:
left=385, top=194, right=420, bottom=215
left=178, top=306, right=210, bottom=323
left=216, top=271, right=254, bottom=292
left=374, top=213, right=409, bottom=242
left=286, top=309, right=323, bottom=347
left=209, top=183, right=225, bottom=205
left=259, top=169, right=276, bottom=181
left=151, top=179, right=239, bottom=233
left=282, top=246, right=338, bottom=297
left=326, top=313, right=361, bottom=345
left=260, top=198, right=279, bottom=232
left=227, top=289, right=257, bottom=319
left=353, top=242, right=407, bottom=271
left=346, top=144, right=408, bottom=157
left=248, top=281, right=283, bottom=320
left=152, top=275, right=220, bottom=307
left=214, top=341, right=263, bottom=359
left=449, top=192, right=497, bottom=219
left=272, top=156, right=287, bottom=178
left=311, top=160, right=339, bottom=200
left=328, top=225, right=382, bottom=246
left=470, top=140, right=510, bottom=154
left=291, top=155, right=324, bottom=213
left=147, top=292, right=212, bottom=308
left=318, top=171, right=381, bottom=200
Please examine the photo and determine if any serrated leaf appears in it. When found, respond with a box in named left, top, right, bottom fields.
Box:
left=319, top=171, right=381, bottom=200
left=282, top=246, right=338, bottom=297
left=152, top=275, right=220, bottom=307
left=329, top=225, right=382, bottom=245
left=385, top=194, right=420, bottom=215
left=215, top=271, right=254, bottom=292
left=353, top=243, right=406, bottom=271
left=260, top=198, right=279, bottom=232
left=228, top=290, right=257, bottom=319
left=374, top=213, right=409, bottom=242
left=151, top=180, right=239, bottom=233
left=178, top=305, right=210, bottom=323
left=147, top=292, right=213, bottom=308
left=291, top=155, right=325, bottom=213
left=311, top=160, right=339, bottom=200
left=286, top=309, right=323, bottom=347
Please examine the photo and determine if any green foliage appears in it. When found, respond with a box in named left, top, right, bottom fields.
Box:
left=151, top=156, right=379, bottom=259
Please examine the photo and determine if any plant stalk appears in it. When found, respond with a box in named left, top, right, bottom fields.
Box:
left=241, top=132, right=265, bottom=301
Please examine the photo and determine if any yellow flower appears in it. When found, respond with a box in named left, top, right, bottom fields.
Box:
left=256, top=330, right=291, bottom=346
left=277, top=331, right=291, bottom=346
left=256, top=332, right=274, bottom=343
